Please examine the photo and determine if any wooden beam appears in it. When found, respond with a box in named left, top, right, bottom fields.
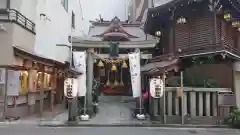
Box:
left=15, top=52, right=54, bottom=67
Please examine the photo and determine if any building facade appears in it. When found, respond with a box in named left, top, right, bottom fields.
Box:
left=142, top=0, right=240, bottom=124
left=0, top=0, right=83, bottom=119
left=127, top=0, right=153, bottom=23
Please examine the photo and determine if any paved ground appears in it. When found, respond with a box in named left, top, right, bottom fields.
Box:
left=0, top=126, right=239, bottom=135
left=48, top=95, right=147, bottom=125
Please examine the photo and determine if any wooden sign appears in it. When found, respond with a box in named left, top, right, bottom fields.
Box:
left=218, top=93, right=235, bottom=106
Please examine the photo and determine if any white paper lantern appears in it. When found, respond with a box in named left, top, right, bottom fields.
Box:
left=64, top=78, right=78, bottom=98
left=149, top=78, right=164, bottom=98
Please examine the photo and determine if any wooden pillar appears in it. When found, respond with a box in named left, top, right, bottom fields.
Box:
left=39, top=65, right=45, bottom=117
left=51, top=68, right=57, bottom=112
left=27, top=68, right=37, bottom=114
left=2, top=68, right=8, bottom=121
left=169, top=7, right=175, bottom=54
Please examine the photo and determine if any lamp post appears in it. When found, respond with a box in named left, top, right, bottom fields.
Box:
left=56, top=44, right=75, bottom=121
left=56, top=27, right=75, bottom=121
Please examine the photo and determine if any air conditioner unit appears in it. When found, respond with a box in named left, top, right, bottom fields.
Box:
left=0, top=24, right=6, bottom=32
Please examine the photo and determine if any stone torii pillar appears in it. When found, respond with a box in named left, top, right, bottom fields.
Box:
left=86, top=48, right=94, bottom=116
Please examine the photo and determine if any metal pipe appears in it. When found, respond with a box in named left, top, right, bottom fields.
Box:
left=2, top=68, right=8, bottom=121
left=7, top=0, right=10, bottom=9
left=68, top=27, right=74, bottom=121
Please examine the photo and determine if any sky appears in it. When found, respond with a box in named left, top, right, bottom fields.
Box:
left=79, top=0, right=130, bottom=34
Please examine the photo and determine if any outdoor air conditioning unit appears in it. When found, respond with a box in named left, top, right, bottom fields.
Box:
left=0, top=24, right=6, bottom=32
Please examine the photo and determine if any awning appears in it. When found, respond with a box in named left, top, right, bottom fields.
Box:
left=141, top=58, right=179, bottom=75
left=65, top=68, right=82, bottom=76
left=13, top=46, right=65, bottom=66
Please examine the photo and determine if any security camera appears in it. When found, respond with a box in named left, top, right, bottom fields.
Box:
left=0, top=24, right=6, bottom=31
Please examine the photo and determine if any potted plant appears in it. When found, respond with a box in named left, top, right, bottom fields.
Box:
left=224, top=106, right=240, bottom=128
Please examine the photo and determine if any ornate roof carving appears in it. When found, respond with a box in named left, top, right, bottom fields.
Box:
left=92, top=16, right=140, bottom=40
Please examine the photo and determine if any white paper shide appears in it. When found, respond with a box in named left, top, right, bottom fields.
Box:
left=128, top=52, right=141, bottom=98
left=73, top=51, right=87, bottom=97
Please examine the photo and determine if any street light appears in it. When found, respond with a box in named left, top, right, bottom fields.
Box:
left=56, top=31, right=74, bottom=121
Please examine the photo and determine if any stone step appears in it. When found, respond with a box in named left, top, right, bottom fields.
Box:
left=99, top=96, right=135, bottom=102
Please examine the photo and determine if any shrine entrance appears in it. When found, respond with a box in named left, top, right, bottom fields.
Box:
left=95, top=58, right=132, bottom=96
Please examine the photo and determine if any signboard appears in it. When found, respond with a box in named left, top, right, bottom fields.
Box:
left=217, top=93, right=235, bottom=106
left=64, top=78, right=78, bottom=99
left=7, top=70, right=20, bottom=96
left=150, top=78, right=164, bottom=98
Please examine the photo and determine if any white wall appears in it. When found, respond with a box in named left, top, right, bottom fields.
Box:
left=153, top=0, right=172, bottom=7
left=34, top=0, right=84, bottom=62
left=10, top=0, right=38, bottom=22
left=0, top=0, right=7, bottom=9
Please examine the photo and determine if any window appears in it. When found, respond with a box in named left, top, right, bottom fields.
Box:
left=71, top=12, right=75, bottom=28
left=61, top=0, right=68, bottom=11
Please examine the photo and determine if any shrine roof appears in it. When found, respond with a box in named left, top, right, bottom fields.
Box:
left=89, top=17, right=149, bottom=41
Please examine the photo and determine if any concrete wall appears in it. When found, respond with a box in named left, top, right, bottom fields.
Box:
left=0, top=23, right=15, bottom=65
left=10, top=0, right=38, bottom=22
left=234, top=62, right=240, bottom=108
left=153, top=0, right=172, bottom=7
left=34, top=0, right=84, bottom=62
left=184, top=63, right=233, bottom=88
left=0, top=0, right=7, bottom=8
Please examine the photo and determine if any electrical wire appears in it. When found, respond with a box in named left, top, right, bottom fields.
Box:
left=78, top=0, right=84, bottom=20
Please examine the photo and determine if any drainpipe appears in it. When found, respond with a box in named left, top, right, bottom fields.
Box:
left=132, top=0, right=136, bottom=23
left=7, top=0, right=10, bottom=9
left=211, top=0, right=217, bottom=45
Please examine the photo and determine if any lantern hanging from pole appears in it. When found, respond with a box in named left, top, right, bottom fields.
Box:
left=121, top=60, right=128, bottom=68
left=176, top=16, right=187, bottom=24
left=97, top=60, right=104, bottom=67
left=111, top=64, right=117, bottom=71
left=223, top=12, right=232, bottom=21
left=232, top=20, right=240, bottom=27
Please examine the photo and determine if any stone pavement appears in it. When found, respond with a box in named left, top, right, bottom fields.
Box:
left=0, top=104, right=66, bottom=125
left=40, top=96, right=151, bottom=126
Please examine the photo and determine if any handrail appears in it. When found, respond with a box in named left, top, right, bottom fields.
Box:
left=176, top=42, right=240, bottom=58
left=0, top=9, right=35, bottom=34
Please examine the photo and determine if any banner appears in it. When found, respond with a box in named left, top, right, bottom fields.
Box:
left=73, top=51, right=87, bottom=97
left=128, top=52, right=141, bottom=98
